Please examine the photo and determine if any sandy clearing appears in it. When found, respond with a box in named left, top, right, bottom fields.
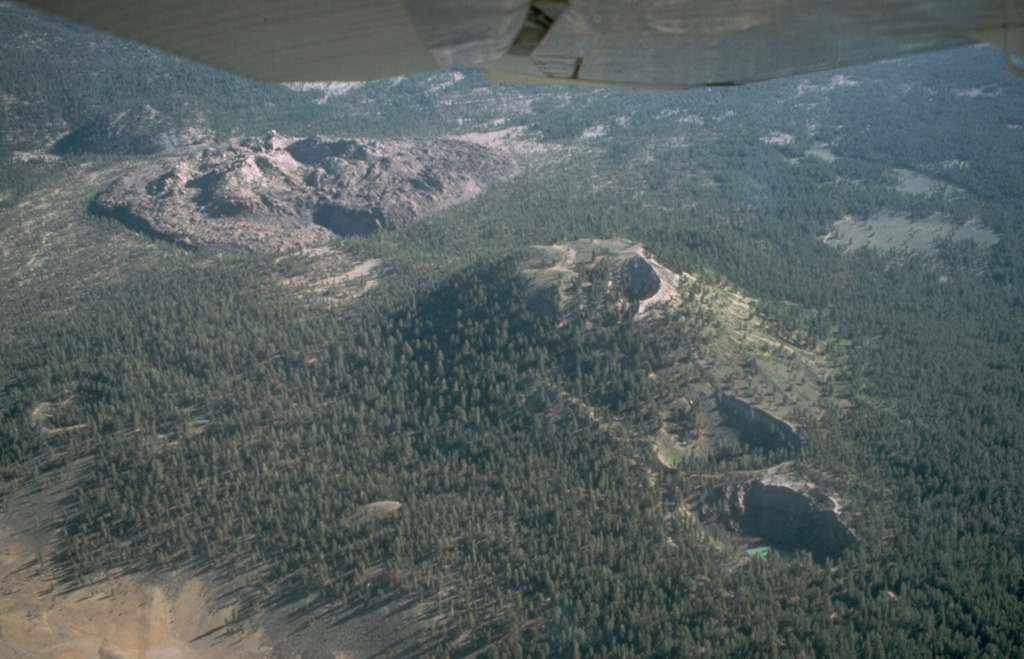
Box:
left=638, top=256, right=684, bottom=316
left=454, top=127, right=523, bottom=148
left=340, top=258, right=381, bottom=281
left=549, top=242, right=577, bottom=272
left=362, top=501, right=402, bottom=515
left=452, top=126, right=549, bottom=155
left=285, top=82, right=363, bottom=103
left=761, top=132, right=794, bottom=145
left=805, top=145, right=836, bottom=163
left=277, top=253, right=384, bottom=306
left=0, top=525, right=270, bottom=658
left=0, top=471, right=270, bottom=659
left=311, top=258, right=382, bottom=297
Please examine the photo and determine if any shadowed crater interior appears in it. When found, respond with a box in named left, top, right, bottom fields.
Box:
left=718, top=393, right=802, bottom=455
left=312, top=204, right=382, bottom=237
left=698, top=478, right=854, bottom=563
left=620, top=254, right=661, bottom=301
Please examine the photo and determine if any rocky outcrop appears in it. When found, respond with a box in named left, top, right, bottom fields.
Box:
left=700, top=478, right=853, bottom=562
left=619, top=254, right=661, bottom=301
left=91, top=132, right=519, bottom=252
left=717, top=393, right=802, bottom=454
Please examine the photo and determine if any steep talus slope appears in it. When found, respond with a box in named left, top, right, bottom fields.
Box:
left=91, top=133, right=520, bottom=252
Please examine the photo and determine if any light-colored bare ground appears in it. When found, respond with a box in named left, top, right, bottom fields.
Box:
left=284, top=81, right=363, bottom=103
left=361, top=500, right=402, bottom=515
left=29, top=402, right=87, bottom=436
left=0, top=478, right=269, bottom=658
left=452, top=126, right=550, bottom=155
left=894, top=168, right=962, bottom=197
left=277, top=252, right=383, bottom=305
left=761, top=132, right=794, bottom=145
left=295, top=258, right=382, bottom=296
left=820, top=212, right=997, bottom=254
left=804, top=145, right=836, bottom=163
left=0, top=480, right=429, bottom=658
left=340, top=258, right=381, bottom=281
left=0, top=559, right=268, bottom=658
left=634, top=249, right=689, bottom=317
left=547, top=242, right=577, bottom=275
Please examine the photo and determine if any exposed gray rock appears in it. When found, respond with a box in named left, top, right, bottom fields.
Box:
left=717, top=393, right=802, bottom=454
left=700, top=478, right=853, bottom=562
left=91, top=133, right=519, bottom=252
left=620, top=254, right=660, bottom=301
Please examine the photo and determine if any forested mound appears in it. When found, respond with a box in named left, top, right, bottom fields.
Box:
left=52, top=106, right=210, bottom=156
left=0, top=238, right=849, bottom=656
left=90, top=133, right=520, bottom=252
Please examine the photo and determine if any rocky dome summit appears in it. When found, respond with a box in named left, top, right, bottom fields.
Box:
left=91, top=132, right=520, bottom=252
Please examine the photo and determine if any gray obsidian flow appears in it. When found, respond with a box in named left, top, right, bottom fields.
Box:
left=91, top=133, right=519, bottom=252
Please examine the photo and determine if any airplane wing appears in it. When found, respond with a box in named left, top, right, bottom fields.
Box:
left=16, top=0, right=1024, bottom=86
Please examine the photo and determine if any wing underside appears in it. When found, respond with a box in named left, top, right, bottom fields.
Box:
left=16, top=0, right=1024, bottom=85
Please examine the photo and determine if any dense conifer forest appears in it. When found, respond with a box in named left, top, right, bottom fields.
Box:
left=2, top=3, right=1024, bottom=656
